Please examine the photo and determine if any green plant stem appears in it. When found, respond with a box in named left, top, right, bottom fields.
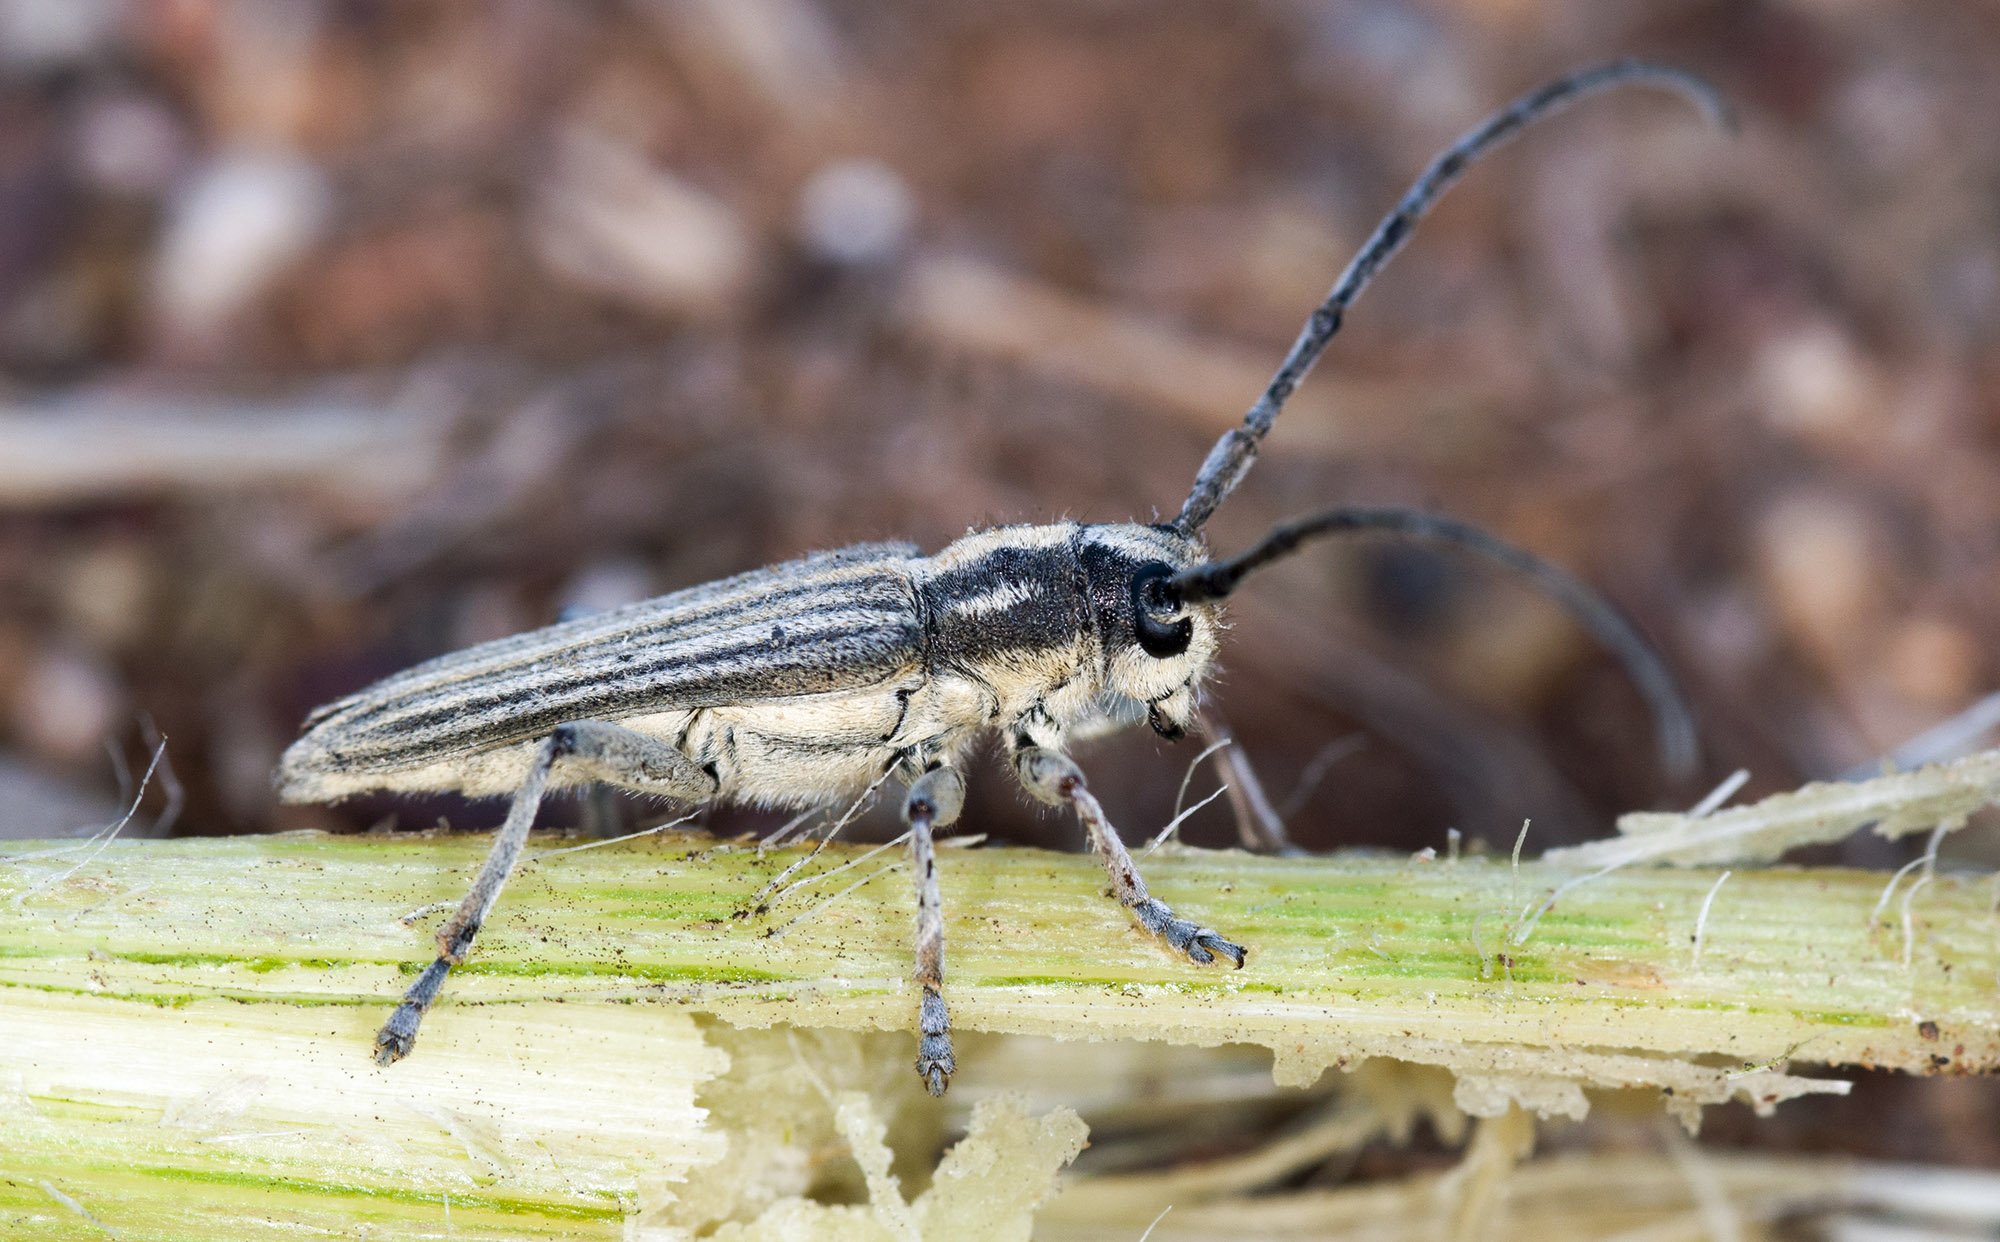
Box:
left=1, top=831, right=1995, bottom=1239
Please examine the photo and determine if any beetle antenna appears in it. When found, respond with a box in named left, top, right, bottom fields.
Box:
left=1165, top=506, right=1700, bottom=778
left=1172, top=60, right=1731, bottom=533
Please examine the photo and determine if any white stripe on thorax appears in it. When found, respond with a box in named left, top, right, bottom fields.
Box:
left=945, top=580, right=1041, bottom=618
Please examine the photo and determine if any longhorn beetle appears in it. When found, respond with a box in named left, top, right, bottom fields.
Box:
left=280, top=61, right=1724, bottom=1096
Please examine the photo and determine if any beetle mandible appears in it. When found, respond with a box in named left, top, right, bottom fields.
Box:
left=280, top=60, right=1724, bottom=1095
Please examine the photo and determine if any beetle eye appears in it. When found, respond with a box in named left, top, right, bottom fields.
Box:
left=1131, top=563, right=1193, bottom=659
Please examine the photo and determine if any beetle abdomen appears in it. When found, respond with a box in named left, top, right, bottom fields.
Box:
left=277, top=544, right=924, bottom=802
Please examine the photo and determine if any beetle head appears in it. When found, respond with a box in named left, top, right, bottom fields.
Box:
left=1078, top=525, right=1223, bottom=741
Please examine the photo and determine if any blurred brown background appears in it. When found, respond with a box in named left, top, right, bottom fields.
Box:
left=3, top=1, right=1998, bottom=846
left=1, top=0, right=1998, bottom=1169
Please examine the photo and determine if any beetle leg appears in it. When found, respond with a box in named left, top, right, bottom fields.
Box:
left=902, top=761, right=965, bottom=1096
left=1192, top=708, right=1296, bottom=854
left=1011, top=745, right=1246, bottom=969
left=374, top=721, right=717, bottom=1066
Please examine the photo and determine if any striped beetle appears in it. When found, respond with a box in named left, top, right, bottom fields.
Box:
left=280, top=61, right=1721, bottom=1095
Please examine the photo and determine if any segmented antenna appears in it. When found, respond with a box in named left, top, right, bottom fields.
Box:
left=1173, top=59, right=1731, bottom=533
left=1166, top=506, right=1700, bottom=778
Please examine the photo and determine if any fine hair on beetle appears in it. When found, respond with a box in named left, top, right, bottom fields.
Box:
left=278, top=59, right=1728, bottom=1096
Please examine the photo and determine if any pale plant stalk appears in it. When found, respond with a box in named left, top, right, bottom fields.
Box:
left=2, top=749, right=1998, bottom=1240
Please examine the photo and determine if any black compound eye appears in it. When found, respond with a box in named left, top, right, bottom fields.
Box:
left=1131, top=562, right=1193, bottom=659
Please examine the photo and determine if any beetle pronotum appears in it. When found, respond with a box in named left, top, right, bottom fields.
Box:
left=280, top=60, right=1724, bottom=1095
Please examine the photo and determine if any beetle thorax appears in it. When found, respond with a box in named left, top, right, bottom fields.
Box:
left=912, top=522, right=1219, bottom=743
